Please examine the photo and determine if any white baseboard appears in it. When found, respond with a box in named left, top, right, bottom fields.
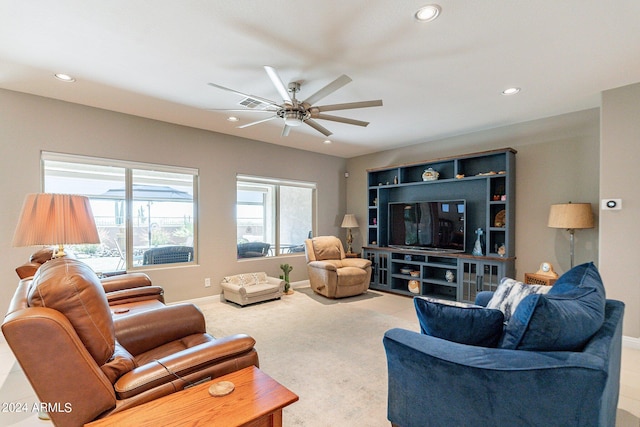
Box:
left=623, top=335, right=640, bottom=349
left=170, top=295, right=219, bottom=306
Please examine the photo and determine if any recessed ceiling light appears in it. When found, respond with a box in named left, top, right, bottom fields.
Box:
left=415, top=4, right=441, bottom=22
left=227, top=116, right=239, bottom=122
left=323, top=139, right=332, bottom=144
left=502, top=87, right=521, bottom=95
left=54, top=73, right=76, bottom=82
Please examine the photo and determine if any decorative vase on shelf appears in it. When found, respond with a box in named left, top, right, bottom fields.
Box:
left=422, top=168, right=439, bottom=181
left=408, top=280, right=420, bottom=293
left=472, top=228, right=484, bottom=256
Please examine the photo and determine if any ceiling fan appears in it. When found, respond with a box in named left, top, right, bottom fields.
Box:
left=207, top=66, right=383, bottom=137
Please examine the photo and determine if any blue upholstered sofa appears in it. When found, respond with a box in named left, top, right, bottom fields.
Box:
left=384, top=263, right=624, bottom=427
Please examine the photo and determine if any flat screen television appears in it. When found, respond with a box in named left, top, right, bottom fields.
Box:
left=388, top=200, right=466, bottom=252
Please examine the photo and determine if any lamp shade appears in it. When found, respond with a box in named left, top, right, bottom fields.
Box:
left=547, top=203, right=595, bottom=230
left=341, top=214, right=359, bottom=229
left=12, top=193, right=100, bottom=248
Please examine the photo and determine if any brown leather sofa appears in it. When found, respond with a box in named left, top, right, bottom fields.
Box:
left=304, top=236, right=372, bottom=298
left=2, top=257, right=258, bottom=426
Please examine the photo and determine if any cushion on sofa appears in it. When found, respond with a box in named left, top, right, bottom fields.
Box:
left=499, top=262, right=606, bottom=351
left=486, top=278, right=551, bottom=322
left=414, top=297, right=504, bottom=347
left=223, top=272, right=268, bottom=287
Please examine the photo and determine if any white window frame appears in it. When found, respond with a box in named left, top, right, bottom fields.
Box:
left=236, top=174, right=316, bottom=258
left=42, top=151, right=199, bottom=270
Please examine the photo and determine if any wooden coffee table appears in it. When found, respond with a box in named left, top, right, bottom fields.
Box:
left=85, top=366, right=298, bottom=427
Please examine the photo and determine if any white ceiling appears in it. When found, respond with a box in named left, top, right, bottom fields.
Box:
left=2, top=1, right=640, bottom=158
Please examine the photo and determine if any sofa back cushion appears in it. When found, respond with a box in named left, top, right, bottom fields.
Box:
left=499, top=262, right=606, bottom=351
left=223, top=272, right=268, bottom=287
left=28, top=258, right=115, bottom=366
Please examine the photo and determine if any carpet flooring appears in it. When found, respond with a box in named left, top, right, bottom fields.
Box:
left=197, top=283, right=418, bottom=427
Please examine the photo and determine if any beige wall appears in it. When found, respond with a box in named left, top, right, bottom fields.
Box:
left=3, top=84, right=637, bottom=339
left=600, top=82, right=640, bottom=338
left=346, top=109, right=601, bottom=291
left=0, top=89, right=347, bottom=309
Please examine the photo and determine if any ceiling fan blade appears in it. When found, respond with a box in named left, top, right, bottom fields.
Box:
left=281, top=124, right=291, bottom=137
left=312, top=113, right=370, bottom=127
left=314, top=99, right=383, bottom=112
left=302, top=74, right=352, bottom=106
left=237, top=116, right=278, bottom=129
left=304, top=119, right=333, bottom=137
left=207, top=82, right=281, bottom=109
left=206, top=108, right=277, bottom=112
left=264, top=66, right=293, bottom=104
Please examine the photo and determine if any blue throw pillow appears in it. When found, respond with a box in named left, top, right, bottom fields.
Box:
left=414, top=297, right=504, bottom=347
left=500, top=262, right=606, bottom=351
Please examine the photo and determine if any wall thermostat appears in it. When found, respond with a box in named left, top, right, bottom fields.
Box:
left=601, top=199, right=622, bottom=210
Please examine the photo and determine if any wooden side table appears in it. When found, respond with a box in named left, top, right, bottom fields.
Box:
left=85, top=366, right=298, bottom=427
left=345, top=252, right=361, bottom=258
left=524, top=273, right=557, bottom=287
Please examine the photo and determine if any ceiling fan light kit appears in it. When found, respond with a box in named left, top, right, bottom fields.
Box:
left=208, top=65, right=382, bottom=138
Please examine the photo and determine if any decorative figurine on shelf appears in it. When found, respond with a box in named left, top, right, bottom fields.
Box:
left=497, top=244, right=506, bottom=257
left=472, top=228, right=484, bottom=256
left=445, top=270, right=455, bottom=283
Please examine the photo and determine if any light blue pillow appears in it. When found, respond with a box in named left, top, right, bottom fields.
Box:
left=414, top=297, right=504, bottom=347
left=499, top=262, right=606, bottom=350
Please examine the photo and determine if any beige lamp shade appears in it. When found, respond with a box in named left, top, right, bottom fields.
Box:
left=547, top=203, right=595, bottom=230
left=12, top=193, right=100, bottom=256
left=341, top=214, right=359, bottom=229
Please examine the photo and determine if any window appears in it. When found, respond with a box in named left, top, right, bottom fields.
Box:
left=42, top=152, right=198, bottom=272
left=236, top=175, right=315, bottom=258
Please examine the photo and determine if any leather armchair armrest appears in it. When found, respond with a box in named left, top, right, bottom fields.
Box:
left=15, top=262, right=40, bottom=279
left=341, top=258, right=372, bottom=269
left=101, top=273, right=152, bottom=293
left=114, top=304, right=206, bottom=355
left=106, top=286, right=165, bottom=305
left=308, top=260, right=340, bottom=271
left=114, top=334, right=256, bottom=399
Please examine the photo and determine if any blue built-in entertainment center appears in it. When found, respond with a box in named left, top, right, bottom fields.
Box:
left=363, top=148, right=516, bottom=303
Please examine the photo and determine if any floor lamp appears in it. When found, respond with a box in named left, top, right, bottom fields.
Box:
left=12, top=193, right=101, bottom=258
left=548, top=202, right=594, bottom=269
left=341, top=214, right=359, bottom=254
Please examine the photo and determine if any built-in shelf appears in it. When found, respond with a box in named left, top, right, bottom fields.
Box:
left=364, top=148, right=516, bottom=302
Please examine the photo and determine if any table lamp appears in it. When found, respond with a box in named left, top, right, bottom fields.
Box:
left=13, top=193, right=101, bottom=258
left=547, top=202, right=594, bottom=268
left=341, top=214, right=359, bottom=254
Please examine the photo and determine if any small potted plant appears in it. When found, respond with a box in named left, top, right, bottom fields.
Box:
left=280, top=263, right=294, bottom=295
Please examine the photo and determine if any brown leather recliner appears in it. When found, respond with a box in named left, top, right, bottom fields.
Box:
left=2, top=257, right=258, bottom=427
left=304, top=236, right=372, bottom=298
left=15, top=247, right=166, bottom=316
